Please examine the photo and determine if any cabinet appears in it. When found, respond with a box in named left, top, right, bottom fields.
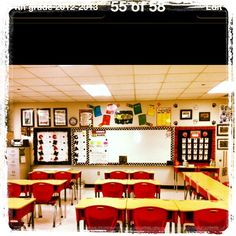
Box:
left=7, top=147, right=31, bottom=179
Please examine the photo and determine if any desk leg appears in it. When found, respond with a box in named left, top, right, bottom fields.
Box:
left=79, top=177, right=81, bottom=200
left=169, top=222, right=172, bottom=233
left=59, top=193, right=63, bottom=218
left=31, top=206, right=34, bottom=230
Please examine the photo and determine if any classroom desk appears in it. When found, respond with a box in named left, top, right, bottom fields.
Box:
left=174, top=200, right=228, bottom=233
left=94, top=179, right=128, bottom=197
left=174, top=166, right=220, bottom=190
left=8, top=198, right=36, bottom=230
left=104, top=170, right=154, bottom=179
left=8, top=179, right=67, bottom=217
left=126, top=198, right=179, bottom=233
left=182, top=172, right=230, bottom=201
left=75, top=197, right=127, bottom=232
left=126, top=179, right=161, bottom=198
left=28, top=169, right=82, bottom=200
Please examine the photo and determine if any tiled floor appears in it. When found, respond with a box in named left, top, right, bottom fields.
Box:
left=15, top=187, right=185, bottom=233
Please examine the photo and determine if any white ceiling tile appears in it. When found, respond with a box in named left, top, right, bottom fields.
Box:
left=169, top=65, right=206, bottom=74
left=73, top=77, right=104, bottom=84
left=111, top=90, right=134, bottom=95
left=54, top=85, right=83, bottom=91
left=104, top=76, right=133, bottom=84
left=159, top=88, right=184, bottom=94
left=60, top=65, right=101, bottom=77
left=157, top=95, right=178, bottom=100
left=26, top=66, right=67, bottom=77
left=136, top=95, right=157, bottom=100
left=9, top=86, right=35, bottom=92
left=134, top=65, right=170, bottom=74
left=162, top=82, right=190, bottom=89
left=165, top=73, right=198, bottom=82
left=135, top=83, right=161, bottom=89
left=64, top=90, right=89, bottom=96
left=188, top=81, right=219, bottom=88
left=203, top=65, right=228, bottom=73
left=9, top=68, right=36, bottom=79
left=15, top=78, right=49, bottom=86
left=135, top=75, right=165, bottom=83
left=135, top=89, right=158, bottom=95
left=178, top=94, right=202, bottom=99
left=113, top=95, right=135, bottom=100
left=183, top=88, right=209, bottom=93
left=108, top=84, right=134, bottom=90
left=41, top=77, right=77, bottom=85
left=39, top=91, right=67, bottom=96
left=72, top=96, right=95, bottom=101
left=30, top=86, right=59, bottom=92
left=195, top=73, right=228, bottom=82
left=18, top=92, right=43, bottom=97
left=97, top=65, right=133, bottom=76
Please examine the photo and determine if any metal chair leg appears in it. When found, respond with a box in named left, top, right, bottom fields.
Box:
left=53, top=205, right=57, bottom=228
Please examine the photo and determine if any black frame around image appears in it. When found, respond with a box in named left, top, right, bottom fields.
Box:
left=21, top=108, right=34, bottom=127
left=180, top=109, right=192, bottom=120
left=37, top=108, right=51, bottom=127
left=217, top=124, right=229, bottom=136
left=217, top=139, right=228, bottom=150
left=53, top=108, right=68, bottom=126
left=199, top=112, right=211, bottom=121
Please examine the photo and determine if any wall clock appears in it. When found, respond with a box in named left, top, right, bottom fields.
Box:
left=69, top=117, right=78, bottom=126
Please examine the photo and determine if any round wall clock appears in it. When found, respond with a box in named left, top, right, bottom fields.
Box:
left=69, top=117, right=78, bottom=126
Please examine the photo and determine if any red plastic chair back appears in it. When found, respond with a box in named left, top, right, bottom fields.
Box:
left=8, top=183, right=22, bottom=198
left=132, top=171, right=150, bottom=179
left=110, top=171, right=128, bottom=179
left=32, top=183, right=56, bottom=204
left=85, top=205, right=118, bottom=231
left=194, top=208, right=228, bottom=233
left=54, top=171, right=72, bottom=188
left=133, top=182, right=156, bottom=198
left=30, top=171, right=49, bottom=180
left=133, top=207, right=168, bottom=233
left=102, top=182, right=124, bottom=198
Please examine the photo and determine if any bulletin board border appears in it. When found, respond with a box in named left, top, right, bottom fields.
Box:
left=71, top=126, right=174, bottom=166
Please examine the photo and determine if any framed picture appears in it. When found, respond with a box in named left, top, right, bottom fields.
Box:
left=21, top=109, right=34, bottom=127
left=37, top=108, right=51, bottom=127
left=217, top=124, right=229, bottom=136
left=180, top=109, right=192, bottom=120
left=217, top=139, right=228, bottom=150
left=79, top=109, right=93, bottom=127
left=53, top=108, right=67, bottom=126
left=199, top=112, right=210, bottom=121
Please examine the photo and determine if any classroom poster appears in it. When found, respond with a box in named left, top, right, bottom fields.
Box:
left=157, top=107, right=171, bottom=126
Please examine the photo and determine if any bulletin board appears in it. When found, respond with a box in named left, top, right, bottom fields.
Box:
left=174, top=126, right=216, bottom=164
left=33, top=128, right=71, bottom=165
left=86, top=127, right=174, bottom=166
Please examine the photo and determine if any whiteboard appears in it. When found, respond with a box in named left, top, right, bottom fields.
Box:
left=88, top=128, right=173, bottom=164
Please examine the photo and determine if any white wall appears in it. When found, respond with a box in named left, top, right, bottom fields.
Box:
left=8, top=99, right=229, bottom=185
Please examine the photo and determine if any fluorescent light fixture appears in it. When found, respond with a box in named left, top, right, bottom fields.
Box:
left=81, top=84, right=111, bottom=97
left=208, top=81, right=234, bottom=94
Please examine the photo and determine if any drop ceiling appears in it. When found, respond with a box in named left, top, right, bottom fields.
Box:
left=8, top=65, right=228, bottom=103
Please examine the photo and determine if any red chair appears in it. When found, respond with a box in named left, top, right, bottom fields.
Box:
left=132, top=207, right=168, bottom=233
left=109, top=171, right=128, bottom=179
left=84, top=205, right=119, bottom=232
left=131, top=171, right=152, bottom=179
left=222, top=181, right=229, bottom=187
left=133, top=182, right=156, bottom=198
left=193, top=208, right=228, bottom=234
left=31, top=182, right=61, bottom=227
left=102, top=182, right=125, bottom=198
left=8, top=183, right=22, bottom=198
left=54, top=171, right=76, bottom=205
left=30, top=171, right=49, bottom=180
left=203, top=172, right=220, bottom=181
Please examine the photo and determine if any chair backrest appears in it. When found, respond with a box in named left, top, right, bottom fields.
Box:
left=109, top=171, right=128, bottom=179
left=30, top=171, right=49, bottom=180
left=85, top=205, right=118, bottom=232
left=133, top=207, right=168, bottom=233
left=102, top=182, right=124, bottom=198
left=54, top=171, right=72, bottom=187
left=7, top=183, right=22, bottom=198
left=133, top=182, right=156, bottom=198
left=194, top=208, right=228, bottom=233
left=32, top=182, right=55, bottom=204
left=131, top=171, right=151, bottom=179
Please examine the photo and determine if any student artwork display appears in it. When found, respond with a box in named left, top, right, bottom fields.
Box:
left=138, top=114, right=153, bottom=126
left=87, top=105, right=102, bottom=117
left=219, top=104, right=232, bottom=123
left=106, top=103, right=119, bottom=114
left=147, top=105, right=155, bottom=116
left=99, top=114, right=111, bottom=127
left=127, top=103, right=142, bottom=115
left=156, top=107, right=171, bottom=126
left=174, top=126, right=215, bottom=164
left=199, top=112, right=210, bottom=121
left=34, top=128, right=71, bottom=165
left=114, top=110, right=133, bottom=124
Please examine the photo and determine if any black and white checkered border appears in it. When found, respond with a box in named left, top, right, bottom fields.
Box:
left=71, top=126, right=174, bottom=166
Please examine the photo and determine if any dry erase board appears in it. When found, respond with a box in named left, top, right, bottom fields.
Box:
left=88, top=127, right=174, bottom=166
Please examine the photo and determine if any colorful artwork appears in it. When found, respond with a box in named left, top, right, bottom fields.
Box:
left=79, top=109, right=93, bottom=127
left=114, top=110, right=133, bottom=124
left=106, top=103, right=119, bottom=114
left=99, top=114, right=111, bottom=127
left=127, top=103, right=142, bottom=115
left=138, top=114, right=146, bottom=125
left=147, top=105, right=155, bottom=116
left=157, top=107, right=171, bottom=126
